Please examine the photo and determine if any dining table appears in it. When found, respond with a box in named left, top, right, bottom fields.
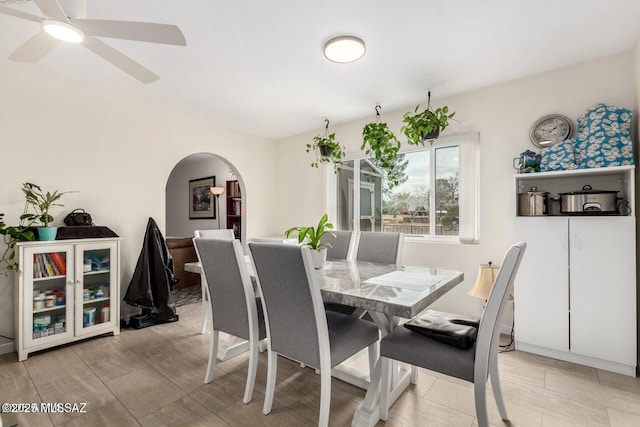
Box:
left=185, top=257, right=464, bottom=427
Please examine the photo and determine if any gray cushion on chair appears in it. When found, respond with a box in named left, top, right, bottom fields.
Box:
left=326, top=311, right=379, bottom=367
left=381, top=325, right=476, bottom=382
left=356, top=232, right=401, bottom=265
left=322, top=230, right=353, bottom=260
left=195, top=238, right=266, bottom=341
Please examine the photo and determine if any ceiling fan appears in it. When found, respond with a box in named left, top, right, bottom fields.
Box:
left=0, top=0, right=186, bottom=83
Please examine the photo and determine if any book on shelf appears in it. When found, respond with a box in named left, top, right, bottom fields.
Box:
left=50, top=252, right=67, bottom=275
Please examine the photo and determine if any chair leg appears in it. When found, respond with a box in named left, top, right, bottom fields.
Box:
left=490, top=353, right=509, bottom=420
left=200, top=280, right=210, bottom=334
left=242, top=335, right=259, bottom=404
left=263, top=351, right=277, bottom=415
left=319, top=368, right=331, bottom=427
left=380, top=356, right=391, bottom=421
left=204, top=330, right=219, bottom=383
left=473, top=365, right=490, bottom=427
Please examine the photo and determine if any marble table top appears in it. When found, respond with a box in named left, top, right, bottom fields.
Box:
left=185, top=259, right=464, bottom=319
left=316, top=261, right=464, bottom=319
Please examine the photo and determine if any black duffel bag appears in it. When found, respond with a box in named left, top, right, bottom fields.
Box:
left=63, top=209, right=94, bottom=226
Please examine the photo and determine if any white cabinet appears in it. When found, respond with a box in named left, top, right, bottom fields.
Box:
left=14, top=238, right=121, bottom=361
left=514, top=166, right=636, bottom=376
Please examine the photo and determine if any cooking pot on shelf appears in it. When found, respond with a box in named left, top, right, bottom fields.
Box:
left=558, top=185, right=619, bottom=214
left=518, top=187, right=549, bottom=216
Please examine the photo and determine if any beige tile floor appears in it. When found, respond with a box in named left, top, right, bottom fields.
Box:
left=1, top=302, right=639, bottom=427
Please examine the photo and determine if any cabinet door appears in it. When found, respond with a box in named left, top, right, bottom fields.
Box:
left=74, top=241, right=119, bottom=336
left=514, top=217, right=569, bottom=352
left=569, top=217, right=636, bottom=365
left=23, top=245, right=74, bottom=348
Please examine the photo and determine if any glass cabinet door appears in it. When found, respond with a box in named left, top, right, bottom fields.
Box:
left=24, top=245, right=74, bottom=348
left=74, top=241, right=119, bottom=335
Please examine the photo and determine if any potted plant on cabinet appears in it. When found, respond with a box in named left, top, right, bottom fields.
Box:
left=362, top=105, right=403, bottom=188
left=306, top=119, right=345, bottom=174
left=284, top=213, right=336, bottom=269
left=0, top=213, right=36, bottom=273
left=21, top=183, right=73, bottom=241
left=401, top=91, right=455, bottom=146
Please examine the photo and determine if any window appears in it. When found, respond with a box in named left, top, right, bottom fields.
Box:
left=336, top=132, right=479, bottom=243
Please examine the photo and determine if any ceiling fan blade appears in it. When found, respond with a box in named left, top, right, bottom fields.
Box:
left=0, top=5, right=42, bottom=23
left=34, top=0, right=69, bottom=22
left=74, top=19, right=186, bottom=46
left=9, top=31, right=60, bottom=62
left=83, top=36, right=159, bottom=84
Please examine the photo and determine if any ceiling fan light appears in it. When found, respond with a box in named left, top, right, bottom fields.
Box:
left=42, top=19, right=84, bottom=43
left=323, top=36, right=365, bottom=63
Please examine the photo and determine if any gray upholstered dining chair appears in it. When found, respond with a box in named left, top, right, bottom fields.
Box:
left=321, top=230, right=358, bottom=315
left=378, top=242, right=527, bottom=427
left=194, top=229, right=235, bottom=333
left=355, top=231, right=404, bottom=266
left=248, top=242, right=380, bottom=427
left=193, top=237, right=266, bottom=404
left=321, top=229, right=356, bottom=260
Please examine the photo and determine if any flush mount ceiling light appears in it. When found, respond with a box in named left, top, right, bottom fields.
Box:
left=323, top=35, right=366, bottom=63
left=42, top=19, right=85, bottom=43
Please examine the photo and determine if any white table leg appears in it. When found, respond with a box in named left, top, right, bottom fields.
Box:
left=351, top=312, right=414, bottom=427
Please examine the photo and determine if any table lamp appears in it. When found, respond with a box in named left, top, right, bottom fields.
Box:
left=468, top=261, right=501, bottom=301
left=210, top=186, right=225, bottom=229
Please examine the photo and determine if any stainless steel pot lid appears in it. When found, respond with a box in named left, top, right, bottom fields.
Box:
left=558, top=184, right=618, bottom=195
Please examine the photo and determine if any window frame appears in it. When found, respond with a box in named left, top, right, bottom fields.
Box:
left=334, top=132, right=480, bottom=244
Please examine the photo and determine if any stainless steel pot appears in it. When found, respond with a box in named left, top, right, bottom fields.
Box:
left=558, top=185, right=619, bottom=214
left=518, top=187, right=549, bottom=216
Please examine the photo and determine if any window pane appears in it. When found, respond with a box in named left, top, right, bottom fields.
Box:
left=380, top=151, right=430, bottom=235
left=336, top=160, right=355, bottom=230
left=360, top=159, right=382, bottom=231
left=435, top=146, right=459, bottom=236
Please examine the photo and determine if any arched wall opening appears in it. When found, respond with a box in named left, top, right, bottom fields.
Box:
left=165, top=152, right=245, bottom=242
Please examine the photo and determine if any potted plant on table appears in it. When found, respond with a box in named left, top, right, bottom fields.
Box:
left=401, top=91, right=455, bottom=146
left=285, top=213, right=336, bottom=269
left=21, top=183, right=73, bottom=241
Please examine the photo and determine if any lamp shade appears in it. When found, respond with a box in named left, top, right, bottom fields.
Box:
left=210, top=186, right=225, bottom=196
left=468, top=263, right=500, bottom=300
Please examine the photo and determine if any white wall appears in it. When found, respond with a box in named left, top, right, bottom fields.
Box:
left=0, top=68, right=279, bottom=339
left=275, top=51, right=638, bottom=322
left=165, top=155, right=236, bottom=237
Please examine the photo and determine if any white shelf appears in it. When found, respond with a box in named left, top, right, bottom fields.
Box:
left=33, top=305, right=66, bottom=314
left=514, top=165, right=634, bottom=180
left=83, top=297, right=110, bottom=305
left=83, top=269, right=110, bottom=276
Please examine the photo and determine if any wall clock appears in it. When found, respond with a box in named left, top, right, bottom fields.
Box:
left=529, top=114, right=573, bottom=148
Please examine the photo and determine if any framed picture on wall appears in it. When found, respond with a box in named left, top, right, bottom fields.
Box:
left=189, top=176, right=216, bottom=219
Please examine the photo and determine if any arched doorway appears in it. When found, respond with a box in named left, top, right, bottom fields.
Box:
left=165, top=153, right=245, bottom=242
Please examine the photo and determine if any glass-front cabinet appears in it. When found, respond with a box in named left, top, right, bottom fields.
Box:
left=15, top=238, right=121, bottom=361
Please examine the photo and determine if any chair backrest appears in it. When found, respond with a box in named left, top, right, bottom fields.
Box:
left=355, top=231, right=404, bottom=266
left=248, top=242, right=328, bottom=369
left=475, top=242, right=526, bottom=377
left=321, top=230, right=356, bottom=260
left=193, top=238, right=258, bottom=340
left=194, top=229, right=235, bottom=239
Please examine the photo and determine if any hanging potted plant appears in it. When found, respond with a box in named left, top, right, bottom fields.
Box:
left=401, top=91, right=456, bottom=146
left=362, top=104, right=402, bottom=187
left=0, top=213, right=36, bottom=273
left=21, top=183, right=73, bottom=241
left=284, top=213, right=336, bottom=269
left=306, top=119, right=345, bottom=174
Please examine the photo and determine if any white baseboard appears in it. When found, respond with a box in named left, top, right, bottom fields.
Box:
left=0, top=337, right=14, bottom=355
left=515, top=341, right=636, bottom=377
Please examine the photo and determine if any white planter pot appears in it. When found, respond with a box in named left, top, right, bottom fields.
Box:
left=309, top=247, right=327, bottom=269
